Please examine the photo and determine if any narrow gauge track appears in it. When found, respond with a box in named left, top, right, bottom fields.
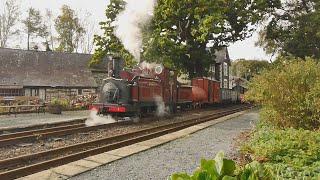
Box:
left=0, top=105, right=244, bottom=147
left=0, top=120, right=132, bottom=147
left=0, top=105, right=252, bottom=180
left=0, top=118, right=87, bottom=135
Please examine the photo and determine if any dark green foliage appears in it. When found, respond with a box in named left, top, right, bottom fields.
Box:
left=143, top=0, right=279, bottom=78
left=258, top=0, right=320, bottom=59
left=92, top=0, right=278, bottom=76
left=242, top=128, right=320, bottom=179
left=245, top=57, right=320, bottom=129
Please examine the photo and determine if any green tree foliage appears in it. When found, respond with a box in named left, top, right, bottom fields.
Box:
left=245, top=57, right=320, bottom=129
left=257, top=0, right=320, bottom=59
left=143, top=0, right=280, bottom=78
left=22, top=7, right=47, bottom=50
left=93, top=0, right=279, bottom=74
left=231, top=59, right=270, bottom=80
left=54, top=5, right=85, bottom=53
left=91, top=0, right=135, bottom=68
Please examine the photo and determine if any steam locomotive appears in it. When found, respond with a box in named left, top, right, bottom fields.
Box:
left=89, top=56, right=240, bottom=117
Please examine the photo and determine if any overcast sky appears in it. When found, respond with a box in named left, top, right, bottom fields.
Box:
left=1, top=0, right=271, bottom=61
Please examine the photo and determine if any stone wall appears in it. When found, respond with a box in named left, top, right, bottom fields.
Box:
left=91, top=70, right=108, bottom=91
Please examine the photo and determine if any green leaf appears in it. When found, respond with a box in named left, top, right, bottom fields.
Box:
left=223, top=159, right=236, bottom=176
left=200, top=159, right=217, bottom=177
left=240, top=169, right=253, bottom=180
left=222, top=176, right=237, bottom=180
left=214, top=151, right=224, bottom=175
left=169, top=173, right=191, bottom=180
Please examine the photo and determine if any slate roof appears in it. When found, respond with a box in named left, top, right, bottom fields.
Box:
left=0, top=48, right=99, bottom=87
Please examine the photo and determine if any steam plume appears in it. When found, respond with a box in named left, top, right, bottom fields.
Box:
left=85, top=109, right=116, bottom=126
left=114, top=0, right=156, bottom=62
left=154, top=96, right=170, bottom=117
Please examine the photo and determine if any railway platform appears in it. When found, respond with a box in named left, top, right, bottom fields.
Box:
left=0, top=110, right=90, bottom=131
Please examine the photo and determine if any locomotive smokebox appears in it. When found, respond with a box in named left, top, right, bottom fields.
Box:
left=112, top=56, right=122, bottom=78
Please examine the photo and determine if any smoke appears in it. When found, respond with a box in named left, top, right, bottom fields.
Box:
left=139, top=61, right=163, bottom=75
left=154, top=96, right=170, bottom=117
left=85, top=109, right=116, bottom=126
left=114, top=0, right=156, bottom=62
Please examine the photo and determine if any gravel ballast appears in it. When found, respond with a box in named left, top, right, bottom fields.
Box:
left=71, top=109, right=259, bottom=180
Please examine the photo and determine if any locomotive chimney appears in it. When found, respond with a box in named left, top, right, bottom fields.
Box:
left=112, top=56, right=121, bottom=78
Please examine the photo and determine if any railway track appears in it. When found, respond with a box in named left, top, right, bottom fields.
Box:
left=0, top=105, right=252, bottom=180
left=0, top=105, right=244, bottom=147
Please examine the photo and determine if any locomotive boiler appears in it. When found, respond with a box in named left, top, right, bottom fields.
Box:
left=89, top=57, right=177, bottom=117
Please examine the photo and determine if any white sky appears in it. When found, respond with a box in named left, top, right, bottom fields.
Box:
left=1, top=0, right=271, bottom=61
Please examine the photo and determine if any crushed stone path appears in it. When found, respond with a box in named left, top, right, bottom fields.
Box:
left=70, top=109, right=259, bottom=180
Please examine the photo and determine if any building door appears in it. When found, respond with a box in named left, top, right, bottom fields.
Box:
left=30, top=88, right=39, bottom=96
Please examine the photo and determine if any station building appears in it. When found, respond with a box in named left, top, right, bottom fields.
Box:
left=0, top=48, right=108, bottom=104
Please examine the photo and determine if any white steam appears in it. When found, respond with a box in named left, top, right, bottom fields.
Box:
left=85, top=109, right=116, bottom=126
left=154, top=96, right=170, bottom=117
left=139, top=61, right=164, bottom=75
left=114, top=0, right=156, bottom=62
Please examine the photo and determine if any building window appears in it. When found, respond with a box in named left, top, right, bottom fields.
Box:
left=224, top=79, right=228, bottom=89
left=223, top=63, right=228, bottom=76
left=0, top=89, right=25, bottom=96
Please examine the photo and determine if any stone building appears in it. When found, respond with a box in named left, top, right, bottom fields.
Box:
left=0, top=48, right=108, bottom=104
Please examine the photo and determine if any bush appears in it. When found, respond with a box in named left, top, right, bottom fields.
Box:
left=245, top=57, right=320, bottom=129
left=242, top=128, right=320, bottom=179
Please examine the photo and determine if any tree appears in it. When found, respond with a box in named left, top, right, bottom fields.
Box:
left=54, top=5, right=85, bottom=53
left=93, top=0, right=279, bottom=74
left=22, top=7, right=47, bottom=50
left=142, top=0, right=280, bottom=78
left=0, top=0, right=20, bottom=48
left=78, top=11, right=97, bottom=54
left=91, top=0, right=135, bottom=67
left=257, top=0, right=320, bottom=59
left=44, top=9, right=55, bottom=51
left=231, top=59, right=270, bottom=80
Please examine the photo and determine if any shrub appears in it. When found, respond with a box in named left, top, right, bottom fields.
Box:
left=245, top=57, right=320, bottom=129
left=242, top=128, right=320, bottom=179
left=49, top=98, right=69, bottom=109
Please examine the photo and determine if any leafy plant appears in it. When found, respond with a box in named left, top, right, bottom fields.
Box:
left=242, top=128, right=320, bottom=179
left=168, top=151, right=273, bottom=180
left=245, top=57, right=320, bottom=129
left=49, top=98, right=69, bottom=108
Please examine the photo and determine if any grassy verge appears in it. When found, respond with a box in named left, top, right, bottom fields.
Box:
left=241, top=128, right=320, bottom=179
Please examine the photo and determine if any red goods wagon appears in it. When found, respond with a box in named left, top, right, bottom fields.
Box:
left=192, top=78, right=220, bottom=104
left=177, top=85, right=193, bottom=110
left=192, top=86, right=207, bottom=103
left=212, top=80, right=220, bottom=103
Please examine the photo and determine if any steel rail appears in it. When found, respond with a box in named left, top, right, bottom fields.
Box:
left=0, top=106, right=252, bottom=180
left=0, top=105, right=244, bottom=146
left=0, top=121, right=132, bottom=146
